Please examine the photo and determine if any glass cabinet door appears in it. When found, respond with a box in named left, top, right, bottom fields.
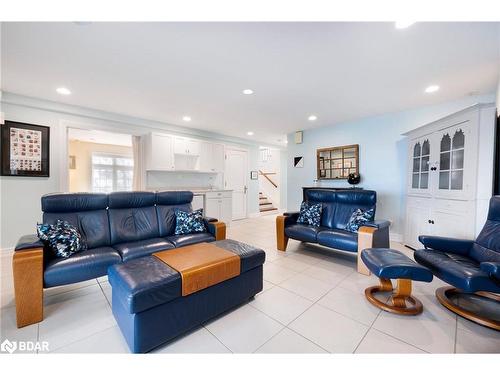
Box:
left=410, top=137, right=430, bottom=192
left=438, top=129, right=465, bottom=191
left=433, top=120, right=473, bottom=200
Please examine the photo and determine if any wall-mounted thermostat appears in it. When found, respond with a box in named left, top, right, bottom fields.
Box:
left=294, top=131, right=303, bottom=144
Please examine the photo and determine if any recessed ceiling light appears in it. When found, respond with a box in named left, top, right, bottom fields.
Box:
left=56, top=87, right=71, bottom=95
left=425, top=85, right=440, bottom=93
left=182, top=116, right=192, bottom=122
left=247, top=131, right=254, bottom=136
left=395, top=21, right=416, bottom=29
left=242, top=89, right=254, bottom=95
left=308, top=115, right=318, bottom=121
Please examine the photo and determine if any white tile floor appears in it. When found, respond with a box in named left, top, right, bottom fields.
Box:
left=1, top=213, right=499, bottom=353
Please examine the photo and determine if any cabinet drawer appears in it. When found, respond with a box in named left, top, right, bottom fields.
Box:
left=206, top=191, right=232, bottom=199
left=433, top=199, right=471, bottom=214
left=406, top=196, right=432, bottom=208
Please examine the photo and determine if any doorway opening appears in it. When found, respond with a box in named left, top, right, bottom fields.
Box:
left=257, top=147, right=281, bottom=215
left=67, top=128, right=135, bottom=193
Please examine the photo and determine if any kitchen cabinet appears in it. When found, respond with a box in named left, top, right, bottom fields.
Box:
left=144, top=132, right=174, bottom=171
left=199, top=142, right=225, bottom=172
left=174, top=136, right=200, bottom=156
left=205, top=191, right=232, bottom=225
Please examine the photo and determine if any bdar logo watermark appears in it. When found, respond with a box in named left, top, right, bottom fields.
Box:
left=1, top=339, right=49, bottom=353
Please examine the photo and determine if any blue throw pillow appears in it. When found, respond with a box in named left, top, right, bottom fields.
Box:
left=296, top=201, right=322, bottom=227
left=345, top=208, right=375, bottom=232
left=174, top=208, right=207, bottom=235
left=37, top=220, right=87, bottom=258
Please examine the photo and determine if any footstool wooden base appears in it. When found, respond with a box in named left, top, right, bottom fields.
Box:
left=365, top=278, right=423, bottom=315
left=361, top=248, right=434, bottom=316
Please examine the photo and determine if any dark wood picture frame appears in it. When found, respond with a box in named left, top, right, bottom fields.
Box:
left=1, top=120, right=50, bottom=177
left=316, top=144, right=359, bottom=180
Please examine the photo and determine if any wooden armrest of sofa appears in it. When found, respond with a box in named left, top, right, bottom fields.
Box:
left=207, top=221, right=227, bottom=241
left=12, top=246, right=44, bottom=327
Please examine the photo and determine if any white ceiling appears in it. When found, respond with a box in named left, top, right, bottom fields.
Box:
left=2, top=22, right=499, bottom=145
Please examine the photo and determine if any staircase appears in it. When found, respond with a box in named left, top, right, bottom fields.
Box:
left=259, top=192, right=277, bottom=212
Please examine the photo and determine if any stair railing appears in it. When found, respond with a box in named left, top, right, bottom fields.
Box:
left=258, top=170, right=278, bottom=188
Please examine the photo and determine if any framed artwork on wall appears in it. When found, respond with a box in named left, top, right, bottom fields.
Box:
left=294, top=156, right=304, bottom=168
left=316, top=144, right=359, bottom=180
left=1, top=120, right=50, bottom=177
left=250, top=170, right=258, bottom=180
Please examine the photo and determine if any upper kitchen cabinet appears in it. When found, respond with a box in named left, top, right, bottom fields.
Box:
left=174, top=136, right=200, bottom=156
left=144, top=132, right=174, bottom=171
left=199, top=142, right=225, bottom=172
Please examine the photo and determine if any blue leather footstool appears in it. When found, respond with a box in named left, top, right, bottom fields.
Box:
left=108, top=239, right=265, bottom=353
left=361, top=248, right=433, bottom=315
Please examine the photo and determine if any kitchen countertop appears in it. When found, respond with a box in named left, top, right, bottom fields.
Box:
left=149, top=187, right=233, bottom=194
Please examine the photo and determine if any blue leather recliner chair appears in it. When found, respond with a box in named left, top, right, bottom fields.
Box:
left=276, top=189, right=391, bottom=275
left=414, top=196, right=500, bottom=331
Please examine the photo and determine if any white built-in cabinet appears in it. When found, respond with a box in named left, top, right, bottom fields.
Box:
left=174, top=136, right=200, bottom=156
left=144, top=132, right=175, bottom=171
left=403, top=103, right=496, bottom=249
left=205, top=191, right=232, bottom=225
left=144, top=132, right=225, bottom=173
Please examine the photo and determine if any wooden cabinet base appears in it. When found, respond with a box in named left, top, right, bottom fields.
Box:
left=13, top=248, right=44, bottom=328
left=276, top=216, right=288, bottom=251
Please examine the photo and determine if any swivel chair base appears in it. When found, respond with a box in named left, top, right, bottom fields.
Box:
left=436, top=287, right=500, bottom=331
left=365, top=278, right=423, bottom=316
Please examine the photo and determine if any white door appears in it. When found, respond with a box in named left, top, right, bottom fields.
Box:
left=225, top=148, right=248, bottom=220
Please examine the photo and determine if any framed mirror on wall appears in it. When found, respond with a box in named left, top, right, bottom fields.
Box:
left=317, top=144, right=359, bottom=180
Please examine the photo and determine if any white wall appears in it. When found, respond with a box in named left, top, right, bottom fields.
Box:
left=0, top=93, right=284, bottom=250
left=286, top=93, right=496, bottom=239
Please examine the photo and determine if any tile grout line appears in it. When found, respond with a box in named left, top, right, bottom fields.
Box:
left=202, top=325, right=234, bottom=353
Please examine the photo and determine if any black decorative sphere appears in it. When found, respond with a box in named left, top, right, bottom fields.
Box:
left=347, top=172, right=361, bottom=185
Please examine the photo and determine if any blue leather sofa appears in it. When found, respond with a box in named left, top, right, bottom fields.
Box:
left=414, top=196, right=500, bottom=330
left=276, top=189, right=390, bottom=274
left=12, top=191, right=226, bottom=328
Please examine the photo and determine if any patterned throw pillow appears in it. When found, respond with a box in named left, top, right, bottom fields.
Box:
left=37, top=220, right=87, bottom=258
left=345, top=208, right=375, bottom=232
left=296, top=201, right=322, bottom=227
left=174, top=208, right=207, bottom=235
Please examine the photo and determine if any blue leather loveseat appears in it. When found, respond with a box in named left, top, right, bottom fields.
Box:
left=12, top=191, right=226, bottom=328
left=276, top=189, right=390, bottom=274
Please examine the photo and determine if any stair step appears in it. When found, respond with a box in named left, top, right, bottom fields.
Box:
left=260, top=207, right=278, bottom=212
left=259, top=202, right=273, bottom=207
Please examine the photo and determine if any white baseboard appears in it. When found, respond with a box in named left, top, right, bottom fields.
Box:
left=390, top=232, right=403, bottom=243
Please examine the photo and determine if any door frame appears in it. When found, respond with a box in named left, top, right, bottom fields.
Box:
left=224, top=146, right=249, bottom=220
left=62, top=120, right=140, bottom=192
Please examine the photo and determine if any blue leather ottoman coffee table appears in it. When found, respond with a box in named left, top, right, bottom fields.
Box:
left=361, top=248, right=433, bottom=315
left=108, top=239, right=265, bottom=353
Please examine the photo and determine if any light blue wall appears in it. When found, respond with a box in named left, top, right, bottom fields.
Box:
left=287, top=93, right=496, bottom=237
